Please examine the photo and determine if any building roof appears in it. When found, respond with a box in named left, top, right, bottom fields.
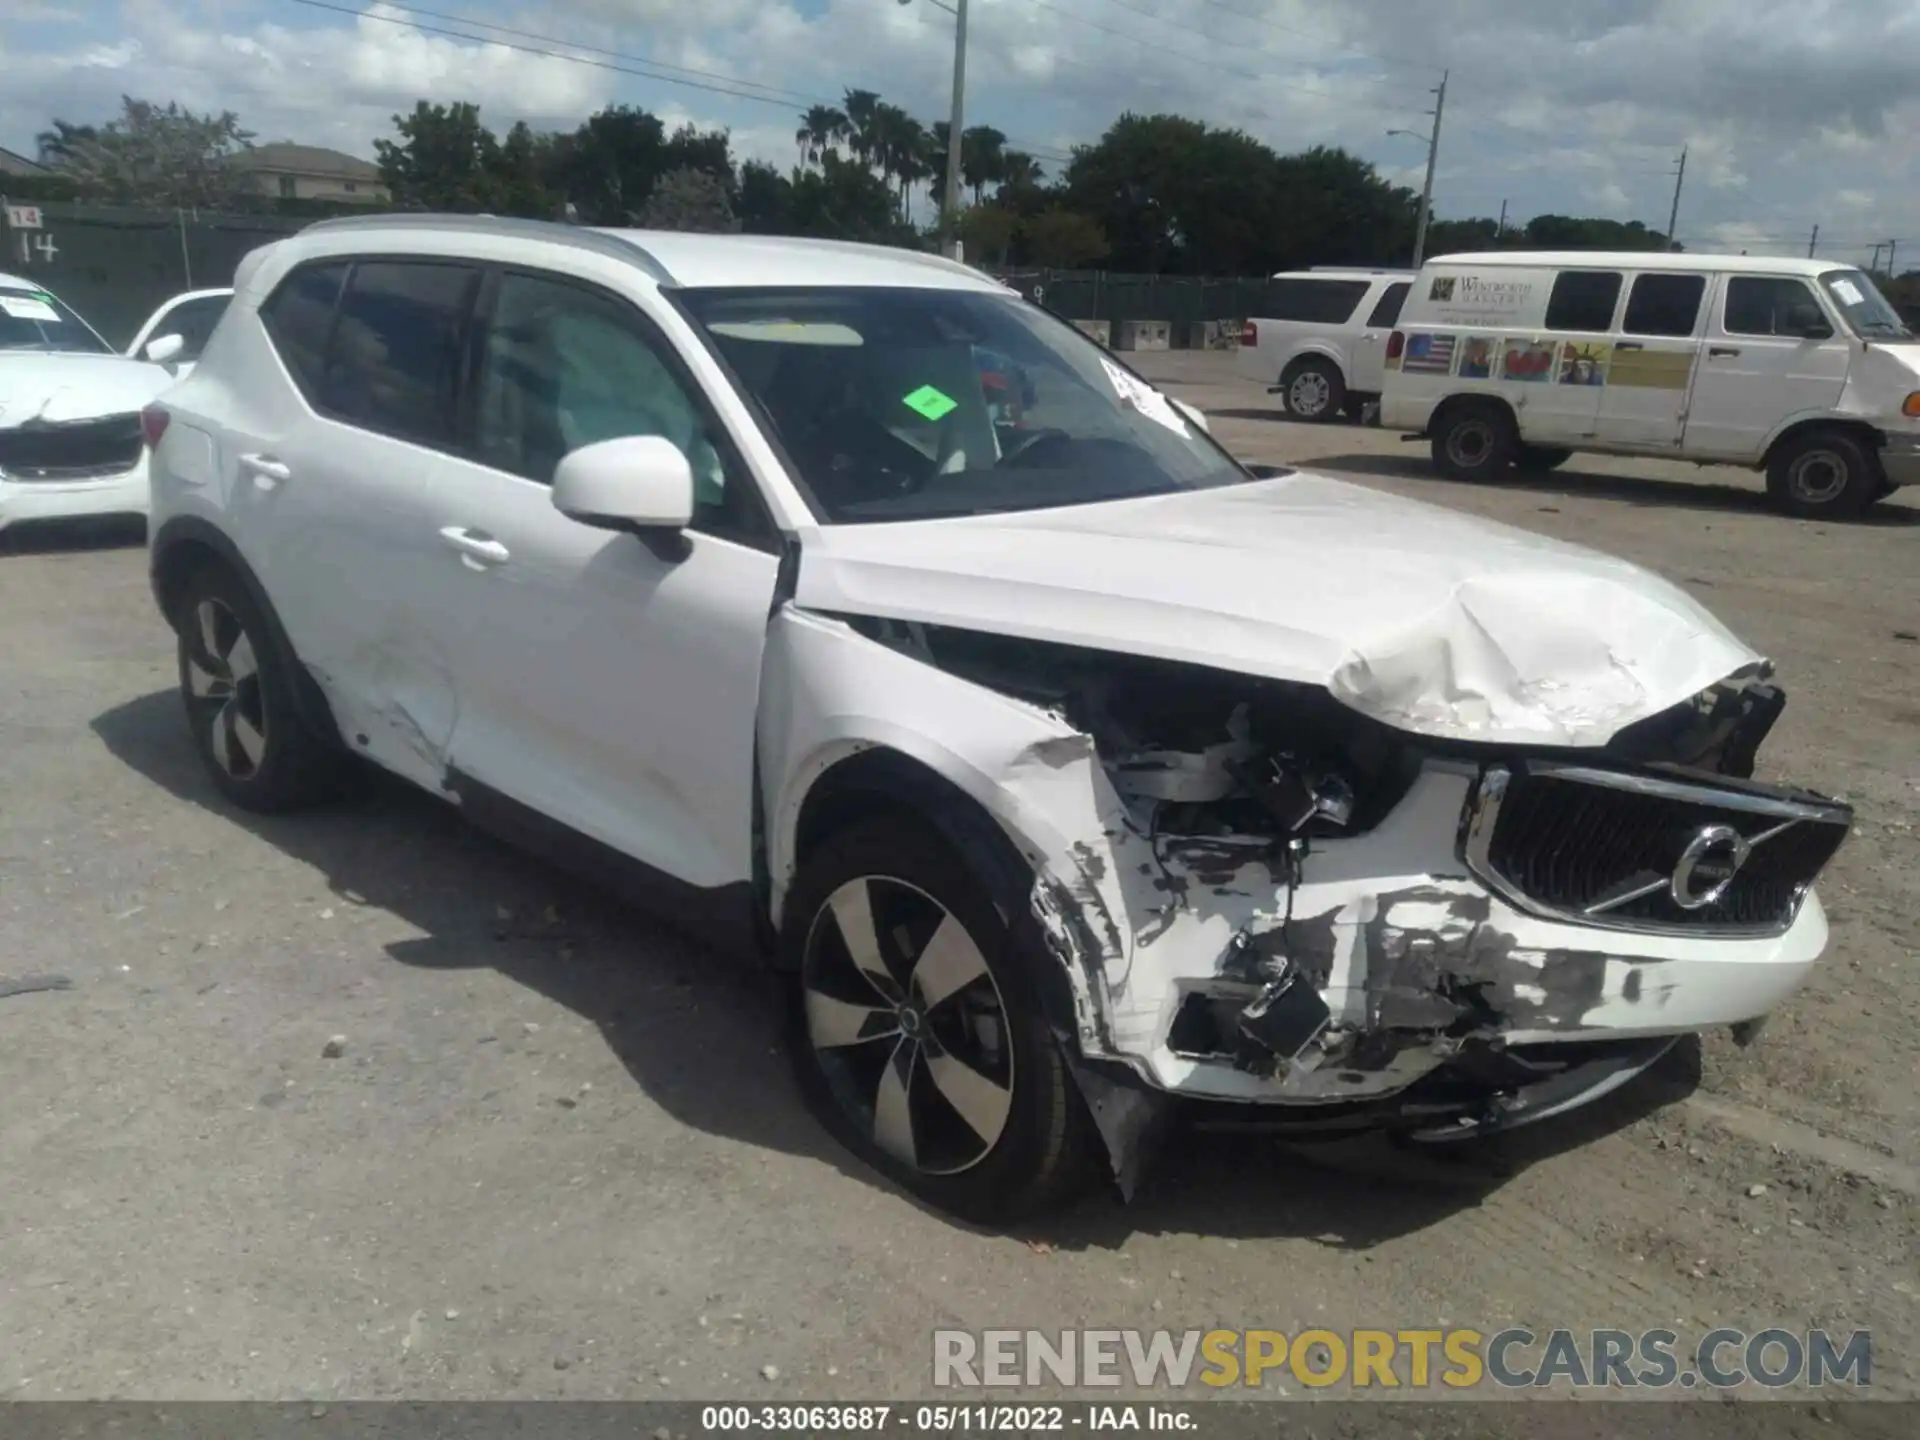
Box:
left=0, top=145, right=51, bottom=177
left=1432, top=250, right=1846, bottom=277
left=226, top=143, right=381, bottom=180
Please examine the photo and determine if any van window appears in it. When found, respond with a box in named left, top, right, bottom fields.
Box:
left=1263, top=278, right=1372, bottom=324
left=1544, top=271, right=1623, bottom=332
left=1365, top=282, right=1411, bottom=327
left=1622, top=274, right=1706, bottom=337
left=1724, top=277, right=1822, bottom=338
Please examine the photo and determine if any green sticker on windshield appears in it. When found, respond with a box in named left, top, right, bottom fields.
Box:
left=902, top=384, right=958, bottom=421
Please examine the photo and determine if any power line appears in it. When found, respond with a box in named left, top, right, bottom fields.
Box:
left=1077, top=0, right=1412, bottom=91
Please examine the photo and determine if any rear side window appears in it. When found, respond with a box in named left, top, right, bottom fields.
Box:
left=1622, top=274, right=1706, bottom=337
left=1263, top=278, right=1371, bottom=324
left=259, top=262, right=348, bottom=395
left=1365, top=282, right=1411, bottom=327
left=1724, top=276, right=1821, bottom=337
left=152, top=294, right=231, bottom=360
left=1544, top=271, right=1623, bottom=331
left=320, top=261, right=479, bottom=447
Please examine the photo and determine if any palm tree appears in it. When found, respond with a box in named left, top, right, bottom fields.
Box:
left=794, top=104, right=847, bottom=168
left=998, top=150, right=1045, bottom=194
left=961, top=125, right=1007, bottom=204
left=841, top=89, right=882, bottom=169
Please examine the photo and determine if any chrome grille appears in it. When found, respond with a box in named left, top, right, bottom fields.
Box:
left=1463, top=763, right=1852, bottom=937
left=0, top=413, right=144, bottom=481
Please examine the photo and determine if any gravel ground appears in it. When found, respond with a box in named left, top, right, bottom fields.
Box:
left=1, top=352, right=1914, bottom=1420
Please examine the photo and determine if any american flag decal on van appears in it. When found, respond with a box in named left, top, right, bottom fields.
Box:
left=1402, top=333, right=1457, bottom=374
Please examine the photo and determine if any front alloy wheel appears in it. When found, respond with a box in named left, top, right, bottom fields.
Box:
left=784, top=815, right=1100, bottom=1224
left=803, top=876, right=1013, bottom=1175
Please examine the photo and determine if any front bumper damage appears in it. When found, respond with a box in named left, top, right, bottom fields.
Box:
left=764, top=611, right=1854, bottom=1199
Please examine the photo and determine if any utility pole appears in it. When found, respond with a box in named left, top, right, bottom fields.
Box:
left=1870, top=242, right=1885, bottom=274
left=1807, top=223, right=1818, bottom=259
left=1496, top=198, right=1507, bottom=241
left=1408, top=70, right=1447, bottom=269
left=1888, top=238, right=1899, bottom=277
left=900, top=0, right=970, bottom=260
left=1665, top=147, right=1687, bottom=249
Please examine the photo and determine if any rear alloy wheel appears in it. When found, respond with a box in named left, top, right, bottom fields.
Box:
left=175, top=565, right=344, bottom=812
left=786, top=816, right=1098, bottom=1224
left=1430, top=402, right=1518, bottom=483
left=1280, top=359, right=1345, bottom=423
left=1766, top=429, right=1883, bottom=519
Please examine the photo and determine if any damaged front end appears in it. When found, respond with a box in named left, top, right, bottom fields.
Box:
left=830, top=616, right=1853, bottom=1171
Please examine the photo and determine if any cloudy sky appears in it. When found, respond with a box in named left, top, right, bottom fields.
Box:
left=4, top=0, right=1917, bottom=267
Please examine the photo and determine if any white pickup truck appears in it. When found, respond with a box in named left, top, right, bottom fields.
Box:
left=1237, top=267, right=1414, bottom=422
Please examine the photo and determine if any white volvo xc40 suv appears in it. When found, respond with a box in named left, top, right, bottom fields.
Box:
left=143, top=214, right=1852, bottom=1223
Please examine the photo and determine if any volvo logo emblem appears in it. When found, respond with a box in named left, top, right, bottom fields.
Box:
left=1670, top=824, right=1752, bottom=911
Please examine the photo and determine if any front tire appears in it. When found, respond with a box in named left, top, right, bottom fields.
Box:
left=174, top=564, right=344, bottom=812
left=1430, top=401, right=1519, bottom=482
left=1280, top=359, right=1345, bottom=423
left=1766, top=429, right=1883, bottom=519
left=784, top=814, right=1100, bottom=1225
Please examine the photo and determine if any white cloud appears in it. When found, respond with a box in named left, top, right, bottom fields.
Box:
left=1, top=0, right=1916, bottom=267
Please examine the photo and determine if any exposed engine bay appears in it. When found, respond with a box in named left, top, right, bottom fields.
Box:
left=838, top=613, right=1846, bottom=1156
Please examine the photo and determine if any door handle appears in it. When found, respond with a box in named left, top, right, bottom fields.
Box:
left=1614, top=341, right=1645, bottom=352
left=1708, top=346, right=1741, bottom=358
left=238, top=453, right=291, bottom=488
left=439, top=526, right=510, bottom=566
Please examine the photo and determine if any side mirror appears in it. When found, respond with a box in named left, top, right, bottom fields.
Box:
left=1171, top=397, right=1211, bottom=433
left=143, top=333, right=186, bottom=365
left=553, top=434, right=694, bottom=539
left=1785, top=303, right=1832, bottom=340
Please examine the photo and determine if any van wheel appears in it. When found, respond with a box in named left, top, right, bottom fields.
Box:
left=784, top=814, right=1100, bottom=1225
left=1430, top=402, right=1518, bottom=482
left=1280, top=359, right=1345, bottom=422
left=1516, top=445, right=1573, bottom=472
left=1766, top=429, right=1882, bottom=519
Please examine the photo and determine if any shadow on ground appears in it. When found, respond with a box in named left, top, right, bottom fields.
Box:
left=0, top=516, right=147, bottom=554
left=1309, top=451, right=1920, bottom=526
left=93, top=687, right=1698, bottom=1248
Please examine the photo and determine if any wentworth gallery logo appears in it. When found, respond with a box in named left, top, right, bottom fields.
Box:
left=1428, top=277, right=1456, bottom=301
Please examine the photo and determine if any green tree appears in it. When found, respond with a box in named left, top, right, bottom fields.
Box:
left=37, top=96, right=256, bottom=208
left=785, top=153, right=908, bottom=243
left=738, top=160, right=793, bottom=232
left=795, top=105, right=847, bottom=167
left=546, top=105, right=669, bottom=223
left=1025, top=207, right=1108, bottom=268
left=375, top=100, right=506, bottom=211
left=958, top=202, right=1018, bottom=266
left=638, top=167, right=740, bottom=232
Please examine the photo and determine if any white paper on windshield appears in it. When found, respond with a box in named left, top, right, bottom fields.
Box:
left=1099, top=356, right=1189, bottom=437
left=1830, top=278, right=1864, bottom=306
left=0, top=296, right=60, bottom=323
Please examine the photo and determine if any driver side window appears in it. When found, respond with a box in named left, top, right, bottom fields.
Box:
left=471, top=271, right=767, bottom=544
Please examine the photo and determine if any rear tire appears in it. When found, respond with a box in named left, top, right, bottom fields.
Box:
left=784, top=814, right=1101, bottom=1225
left=173, top=563, right=346, bottom=813
left=1279, top=358, right=1345, bottom=423
left=1516, top=444, right=1574, bottom=472
left=1766, top=429, right=1883, bottom=519
left=1430, top=401, right=1519, bottom=483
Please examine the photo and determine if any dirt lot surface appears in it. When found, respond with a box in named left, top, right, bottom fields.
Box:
left=2, top=352, right=1914, bottom=1420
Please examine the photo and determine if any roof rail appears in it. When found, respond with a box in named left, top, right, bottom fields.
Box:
left=296, top=211, right=676, bottom=284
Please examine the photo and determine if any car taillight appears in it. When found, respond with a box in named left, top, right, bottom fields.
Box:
left=1386, top=330, right=1405, bottom=361
left=141, top=404, right=169, bottom=449
left=1240, top=320, right=1257, bottom=346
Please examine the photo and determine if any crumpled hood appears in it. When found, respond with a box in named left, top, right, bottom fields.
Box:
left=0, top=352, right=173, bottom=428
left=792, top=471, right=1764, bottom=747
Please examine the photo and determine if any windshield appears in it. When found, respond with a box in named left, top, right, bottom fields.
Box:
left=1819, top=269, right=1909, bottom=338
left=0, top=283, right=113, bottom=355
left=677, top=286, right=1250, bottom=523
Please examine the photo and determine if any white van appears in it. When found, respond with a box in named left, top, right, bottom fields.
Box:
left=1378, top=251, right=1920, bottom=518
left=1238, top=267, right=1415, bottom=421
